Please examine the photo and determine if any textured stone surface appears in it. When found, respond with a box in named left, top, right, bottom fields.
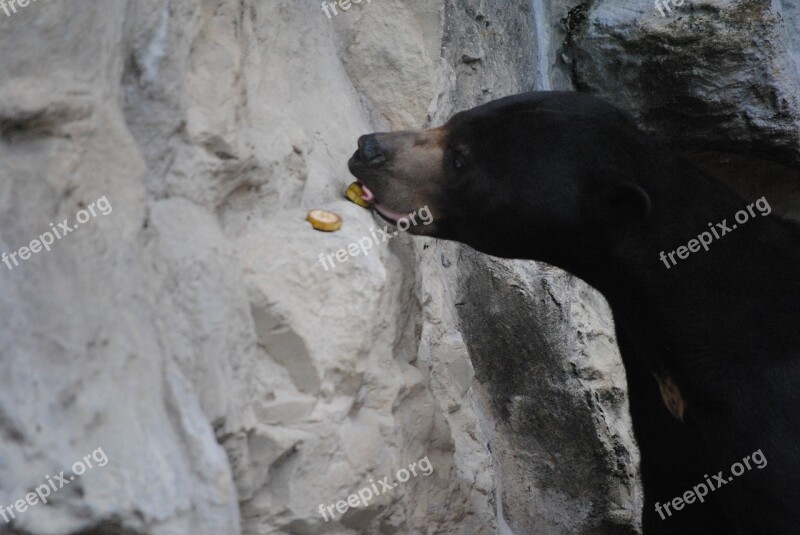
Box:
left=567, top=0, right=800, bottom=166
left=419, top=1, right=641, bottom=533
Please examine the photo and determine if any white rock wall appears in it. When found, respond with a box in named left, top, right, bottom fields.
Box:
left=3, top=0, right=743, bottom=533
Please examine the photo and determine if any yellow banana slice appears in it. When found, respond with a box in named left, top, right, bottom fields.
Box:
left=307, top=209, right=342, bottom=232
left=345, top=182, right=372, bottom=208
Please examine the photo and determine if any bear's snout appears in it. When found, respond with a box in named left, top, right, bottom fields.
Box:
left=356, top=134, right=387, bottom=166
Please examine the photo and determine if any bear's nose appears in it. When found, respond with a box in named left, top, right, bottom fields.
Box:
left=357, top=134, right=385, bottom=164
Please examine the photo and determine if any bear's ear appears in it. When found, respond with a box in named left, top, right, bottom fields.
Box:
left=589, top=182, right=651, bottom=224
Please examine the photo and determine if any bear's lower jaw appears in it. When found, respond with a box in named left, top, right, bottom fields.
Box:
left=358, top=184, right=418, bottom=226
left=374, top=202, right=411, bottom=225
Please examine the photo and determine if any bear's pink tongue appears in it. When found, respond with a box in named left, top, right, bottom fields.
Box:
left=361, top=184, right=375, bottom=203
left=358, top=184, right=407, bottom=223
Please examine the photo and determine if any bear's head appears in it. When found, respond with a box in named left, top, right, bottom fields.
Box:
left=348, top=91, right=657, bottom=273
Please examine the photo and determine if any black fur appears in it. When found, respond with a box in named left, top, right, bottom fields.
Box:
left=351, top=92, right=800, bottom=534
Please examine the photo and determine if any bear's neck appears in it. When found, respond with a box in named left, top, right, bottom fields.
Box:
left=581, top=166, right=800, bottom=363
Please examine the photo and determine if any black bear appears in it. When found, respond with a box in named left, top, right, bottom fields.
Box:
left=348, top=92, right=800, bottom=534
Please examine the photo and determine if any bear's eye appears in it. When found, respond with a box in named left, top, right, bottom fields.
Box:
left=452, top=152, right=466, bottom=170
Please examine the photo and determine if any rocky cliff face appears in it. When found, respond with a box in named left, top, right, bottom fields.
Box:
left=565, top=0, right=800, bottom=217
left=0, top=1, right=797, bottom=534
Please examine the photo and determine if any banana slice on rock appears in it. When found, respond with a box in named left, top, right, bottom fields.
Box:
left=307, top=209, right=342, bottom=232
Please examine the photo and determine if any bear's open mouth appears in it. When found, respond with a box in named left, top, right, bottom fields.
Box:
left=357, top=182, right=412, bottom=225
left=349, top=148, right=419, bottom=226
